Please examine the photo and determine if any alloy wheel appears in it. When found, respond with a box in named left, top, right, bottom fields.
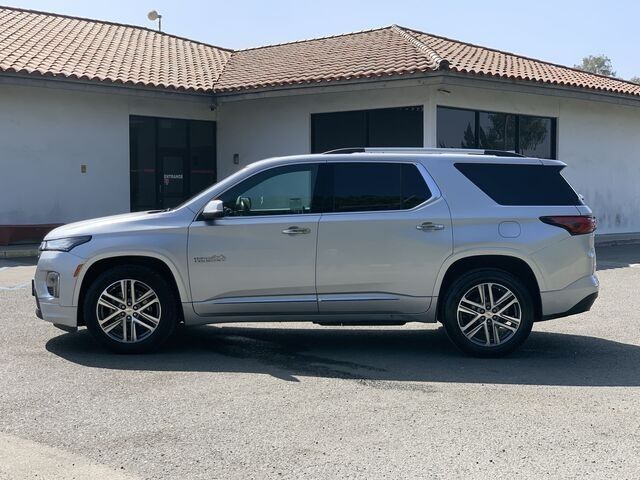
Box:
left=456, top=282, right=522, bottom=346
left=95, top=279, right=161, bottom=343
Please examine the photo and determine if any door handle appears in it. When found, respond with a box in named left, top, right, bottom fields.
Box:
left=282, top=226, right=311, bottom=235
left=417, top=222, right=445, bottom=231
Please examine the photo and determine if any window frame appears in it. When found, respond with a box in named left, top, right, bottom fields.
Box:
left=436, top=106, right=557, bottom=159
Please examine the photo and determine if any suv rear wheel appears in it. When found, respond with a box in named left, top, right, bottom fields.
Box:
left=84, top=265, right=178, bottom=353
left=441, top=268, right=534, bottom=357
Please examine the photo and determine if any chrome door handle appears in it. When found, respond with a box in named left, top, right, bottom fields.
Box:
left=417, top=222, right=445, bottom=231
left=282, top=226, right=311, bottom=235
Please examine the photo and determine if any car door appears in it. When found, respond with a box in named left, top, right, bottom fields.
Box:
left=316, top=160, right=452, bottom=314
left=188, top=162, right=322, bottom=316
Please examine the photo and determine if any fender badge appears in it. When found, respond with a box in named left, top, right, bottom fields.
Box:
left=194, top=254, right=226, bottom=263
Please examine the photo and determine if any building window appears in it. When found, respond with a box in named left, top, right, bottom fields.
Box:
left=437, top=106, right=557, bottom=159
left=311, top=106, right=423, bottom=153
left=129, top=116, right=216, bottom=211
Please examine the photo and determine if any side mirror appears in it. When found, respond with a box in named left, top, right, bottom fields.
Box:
left=202, top=199, right=224, bottom=220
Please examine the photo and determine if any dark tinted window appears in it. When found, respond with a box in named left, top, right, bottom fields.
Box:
left=219, top=164, right=319, bottom=216
left=437, top=107, right=556, bottom=159
left=330, top=163, right=431, bottom=212
left=367, top=107, right=423, bottom=148
left=129, top=116, right=216, bottom=211
left=437, top=107, right=476, bottom=148
left=455, top=163, right=582, bottom=206
left=519, top=115, right=553, bottom=159
left=478, top=112, right=516, bottom=152
left=311, top=107, right=423, bottom=153
left=189, top=121, right=217, bottom=196
left=311, top=111, right=367, bottom=153
left=129, top=116, right=157, bottom=211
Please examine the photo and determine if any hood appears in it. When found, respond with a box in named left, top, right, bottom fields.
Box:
left=44, top=210, right=181, bottom=239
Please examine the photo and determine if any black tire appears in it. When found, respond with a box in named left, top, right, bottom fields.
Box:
left=83, top=265, right=178, bottom=354
left=441, top=268, right=534, bottom=357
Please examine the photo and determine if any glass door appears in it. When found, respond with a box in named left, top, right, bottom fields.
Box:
left=130, top=116, right=217, bottom=211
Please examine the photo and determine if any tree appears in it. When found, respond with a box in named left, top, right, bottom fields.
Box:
left=630, top=76, right=640, bottom=84
left=574, top=55, right=616, bottom=77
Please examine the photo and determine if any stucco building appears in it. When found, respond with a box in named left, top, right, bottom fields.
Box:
left=1, top=6, right=639, bottom=244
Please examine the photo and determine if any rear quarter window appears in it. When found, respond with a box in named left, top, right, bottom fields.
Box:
left=455, top=163, right=582, bottom=206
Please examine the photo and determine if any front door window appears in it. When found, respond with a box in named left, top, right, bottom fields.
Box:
left=218, top=164, right=319, bottom=216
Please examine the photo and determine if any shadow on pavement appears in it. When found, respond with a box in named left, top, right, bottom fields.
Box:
left=596, top=244, right=640, bottom=271
left=47, top=325, right=640, bottom=387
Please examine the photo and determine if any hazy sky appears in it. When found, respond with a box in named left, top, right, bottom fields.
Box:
left=6, top=0, right=640, bottom=80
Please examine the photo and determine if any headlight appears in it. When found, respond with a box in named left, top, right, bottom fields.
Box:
left=39, top=236, right=92, bottom=252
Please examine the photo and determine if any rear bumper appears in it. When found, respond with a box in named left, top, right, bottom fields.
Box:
left=539, top=274, right=599, bottom=321
left=541, top=292, right=598, bottom=321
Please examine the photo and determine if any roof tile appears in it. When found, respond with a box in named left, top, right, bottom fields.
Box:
left=0, top=6, right=231, bottom=93
left=1, top=7, right=639, bottom=98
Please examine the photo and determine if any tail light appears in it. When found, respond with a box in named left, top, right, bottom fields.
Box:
left=540, top=215, right=597, bottom=235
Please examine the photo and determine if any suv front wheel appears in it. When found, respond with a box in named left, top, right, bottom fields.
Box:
left=441, top=268, right=534, bottom=357
left=84, top=265, right=178, bottom=353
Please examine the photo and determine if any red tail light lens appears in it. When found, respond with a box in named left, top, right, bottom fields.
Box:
left=540, top=215, right=597, bottom=235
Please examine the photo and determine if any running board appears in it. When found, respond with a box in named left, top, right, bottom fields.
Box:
left=313, top=321, right=407, bottom=327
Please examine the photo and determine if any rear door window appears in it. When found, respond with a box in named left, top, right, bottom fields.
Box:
left=455, top=163, right=582, bottom=206
left=327, top=163, right=431, bottom=212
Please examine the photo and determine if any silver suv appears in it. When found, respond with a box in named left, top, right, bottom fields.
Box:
left=33, top=148, right=599, bottom=357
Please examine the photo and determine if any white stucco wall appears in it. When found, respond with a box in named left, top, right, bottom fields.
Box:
left=1, top=79, right=638, bottom=235
left=0, top=83, right=214, bottom=226
left=218, top=83, right=640, bottom=234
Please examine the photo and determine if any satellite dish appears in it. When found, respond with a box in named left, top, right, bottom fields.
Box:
left=147, top=10, right=159, bottom=21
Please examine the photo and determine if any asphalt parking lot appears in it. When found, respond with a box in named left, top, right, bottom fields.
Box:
left=1, top=245, right=639, bottom=479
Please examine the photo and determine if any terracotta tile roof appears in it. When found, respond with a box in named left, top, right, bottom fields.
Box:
left=401, top=27, right=640, bottom=98
left=215, top=26, right=438, bottom=92
left=0, top=6, right=231, bottom=93
left=218, top=25, right=640, bottom=97
left=1, top=6, right=639, bottom=99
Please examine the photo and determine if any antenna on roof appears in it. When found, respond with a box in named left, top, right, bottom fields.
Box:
left=147, top=10, right=162, bottom=32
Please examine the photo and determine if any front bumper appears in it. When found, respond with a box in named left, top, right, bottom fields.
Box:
left=33, top=250, right=83, bottom=327
left=539, top=274, right=599, bottom=320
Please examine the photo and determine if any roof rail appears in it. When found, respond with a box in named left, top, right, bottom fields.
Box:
left=322, top=147, right=524, bottom=157
left=323, top=147, right=366, bottom=154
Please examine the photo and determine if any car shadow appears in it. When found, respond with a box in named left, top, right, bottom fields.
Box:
left=46, top=325, right=640, bottom=387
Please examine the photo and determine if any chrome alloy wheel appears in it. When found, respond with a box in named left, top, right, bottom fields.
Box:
left=95, top=279, right=161, bottom=343
left=456, top=282, right=522, bottom=346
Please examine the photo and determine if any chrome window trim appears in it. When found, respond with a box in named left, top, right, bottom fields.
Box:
left=193, top=158, right=443, bottom=221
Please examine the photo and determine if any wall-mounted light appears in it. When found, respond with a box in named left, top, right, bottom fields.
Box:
left=437, top=88, right=452, bottom=95
left=233, top=154, right=240, bottom=165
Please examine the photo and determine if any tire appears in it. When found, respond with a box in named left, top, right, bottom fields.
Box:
left=441, top=268, right=534, bottom=357
left=83, top=265, right=178, bottom=353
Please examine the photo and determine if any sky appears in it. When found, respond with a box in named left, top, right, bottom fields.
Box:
left=5, top=0, right=640, bottom=80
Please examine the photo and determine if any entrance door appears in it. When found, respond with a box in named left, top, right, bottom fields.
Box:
left=159, top=154, right=186, bottom=208
left=129, top=116, right=216, bottom=211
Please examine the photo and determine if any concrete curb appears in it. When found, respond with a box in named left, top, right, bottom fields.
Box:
left=595, top=232, right=640, bottom=247
left=0, top=244, right=39, bottom=258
